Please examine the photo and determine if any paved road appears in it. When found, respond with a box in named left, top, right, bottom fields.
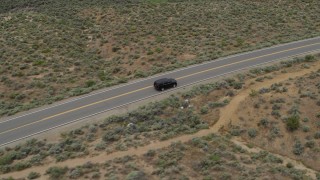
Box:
left=1, top=37, right=320, bottom=147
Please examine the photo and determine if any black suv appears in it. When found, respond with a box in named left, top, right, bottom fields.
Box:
left=154, top=78, right=177, bottom=91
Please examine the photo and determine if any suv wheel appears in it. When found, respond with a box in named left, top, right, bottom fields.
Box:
left=173, top=83, right=177, bottom=88
left=161, top=87, right=165, bottom=91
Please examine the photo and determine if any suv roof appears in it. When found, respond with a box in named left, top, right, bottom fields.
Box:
left=154, top=78, right=175, bottom=84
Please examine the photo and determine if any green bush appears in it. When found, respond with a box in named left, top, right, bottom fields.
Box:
left=232, top=82, right=243, bottom=89
left=258, top=118, right=269, bottom=127
left=144, top=149, right=156, bottom=157
left=305, top=55, right=315, bottom=62
left=302, top=126, right=310, bottom=132
left=230, top=128, right=241, bottom=136
left=46, top=166, right=68, bottom=179
left=13, top=161, right=31, bottom=171
left=248, top=128, right=257, bottom=138
left=200, top=106, right=209, bottom=114
left=305, top=141, right=315, bottom=148
left=126, top=170, right=146, bottom=180
left=68, top=167, right=82, bottom=179
left=29, top=153, right=47, bottom=165
left=271, top=110, right=281, bottom=118
left=292, top=140, right=304, bottom=156
left=94, top=142, right=106, bottom=151
left=0, top=152, right=17, bottom=166
left=85, top=80, right=96, bottom=87
left=286, top=115, right=300, bottom=131
left=314, top=131, right=320, bottom=139
left=286, top=162, right=293, bottom=168
left=91, top=172, right=101, bottom=179
left=27, top=171, right=41, bottom=179
left=102, top=127, right=123, bottom=143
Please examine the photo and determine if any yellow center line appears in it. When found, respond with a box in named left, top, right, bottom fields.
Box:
left=177, top=42, right=320, bottom=80
left=1, top=42, right=320, bottom=135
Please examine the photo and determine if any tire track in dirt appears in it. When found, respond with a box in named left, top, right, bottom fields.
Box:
left=3, top=63, right=320, bottom=179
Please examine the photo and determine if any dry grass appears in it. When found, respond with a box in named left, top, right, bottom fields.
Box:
left=1, top=0, right=320, bottom=116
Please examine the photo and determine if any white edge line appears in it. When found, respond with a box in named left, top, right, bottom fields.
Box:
left=1, top=36, right=320, bottom=123
left=1, top=49, right=319, bottom=147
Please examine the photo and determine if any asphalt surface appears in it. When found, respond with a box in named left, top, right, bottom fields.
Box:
left=1, top=37, right=320, bottom=147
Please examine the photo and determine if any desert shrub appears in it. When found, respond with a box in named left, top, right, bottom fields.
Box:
left=272, top=104, right=281, bottom=110
left=249, top=89, right=258, bottom=97
left=113, top=155, right=133, bottom=164
left=144, top=149, right=156, bottom=157
left=288, top=105, right=300, bottom=115
left=102, top=127, right=124, bottom=143
left=259, top=88, right=270, bottom=94
left=302, top=126, right=310, bottom=132
left=85, top=133, right=95, bottom=142
left=134, top=71, right=147, bottom=78
left=200, top=106, right=209, bottom=114
left=271, top=110, right=281, bottom=118
left=270, top=98, right=286, bottom=104
left=68, top=167, right=83, bottom=179
left=292, top=140, right=304, bottom=156
left=268, top=126, right=281, bottom=140
left=88, top=125, right=98, bottom=133
left=55, top=152, right=71, bottom=162
left=286, top=115, right=300, bottom=131
left=80, top=162, right=95, bottom=171
left=208, top=100, right=229, bottom=108
left=255, top=77, right=264, bottom=82
left=314, top=131, right=320, bottom=139
left=230, top=128, right=242, bottom=136
left=248, top=128, right=257, bottom=138
left=218, top=173, right=232, bottom=179
left=46, top=166, right=68, bottom=179
left=258, top=118, right=269, bottom=127
left=68, top=142, right=84, bottom=152
left=27, top=171, right=41, bottom=179
left=0, top=165, right=11, bottom=174
left=251, top=151, right=268, bottom=160
left=305, top=55, right=315, bottom=62
left=91, top=172, right=101, bottom=179
left=49, top=144, right=63, bottom=155
left=317, top=122, right=320, bottom=128
left=190, top=138, right=207, bottom=149
left=272, top=166, right=309, bottom=179
left=286, top=163, right=294, bottom=168
left=231, top=81, right=243, bottom=89
left=305, top=141, right=315, bottom=149
left=265, top=154, right=283, bottom=164
left=29, top=153, right=47, bottom=166
left=0, top=152, right=17, bottom=166
left=95, top=142, right=106, bottom=151
left=126, top=171, right=146, bottom=180
left=302, top=117, right=309, bottom=122
left=254, top=102, right=260, bottom=109
left=226, top=90, right=235, bottom=97
left=13, top=161, right=31, bottom=171
left=73, top=129, right=84, bottom=135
